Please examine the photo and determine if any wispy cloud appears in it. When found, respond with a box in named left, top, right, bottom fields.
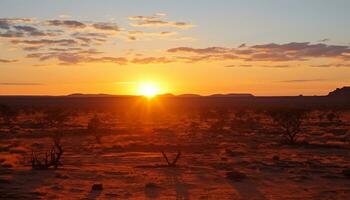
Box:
left=0, top=58, right=17, bottom=63
left=168, top=42, right=350, bottom=63
left=0, top=16, right=194, bottom=65
left=0, top=82, right=43, bottom=86
left=279, top=79, right=326, bottom=83
left=128, top=13, right=194, bottom=29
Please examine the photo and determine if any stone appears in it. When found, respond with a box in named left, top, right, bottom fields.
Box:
left=226, top=170, right=247, bottom=181
left=342, top=169, right=350, bottom=178
left=91, top=183, right=103, bottom=191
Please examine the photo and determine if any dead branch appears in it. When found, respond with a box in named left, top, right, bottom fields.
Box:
left=161, top=151, right=182, bottom=167
left=29, top=138, right=63, bottom=170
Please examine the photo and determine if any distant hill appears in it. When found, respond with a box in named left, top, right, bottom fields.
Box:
left=67, top=93, right=114, bottom=97
left=328, top=87, right=350, bottom=97
left=65, top=93, right=255, bottom=98
left=66, top=93, right=136, bottom=98
left=177, top=94, right=202, bottom=98
left=209, top=93, right=254, bottom=98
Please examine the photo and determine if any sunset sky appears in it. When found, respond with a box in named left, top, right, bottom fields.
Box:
left=1, top=0, right=350, bottom=96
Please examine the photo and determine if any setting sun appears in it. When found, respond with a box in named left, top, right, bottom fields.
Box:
left=138, top=82, right=160, bottom=98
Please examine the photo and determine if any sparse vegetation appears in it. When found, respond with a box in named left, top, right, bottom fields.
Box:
left=0, top=96, right=349, bottom=199
left=0, top=105, right=19, bottom=133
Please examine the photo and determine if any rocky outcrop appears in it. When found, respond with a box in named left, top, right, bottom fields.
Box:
left=328, top=87, right=350, bottom=97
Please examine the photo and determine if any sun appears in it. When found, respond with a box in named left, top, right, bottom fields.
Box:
left=138, top=82, right=160, bottom=98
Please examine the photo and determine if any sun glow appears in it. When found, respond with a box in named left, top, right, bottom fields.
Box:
left=138, top=82, right=160, bottom=98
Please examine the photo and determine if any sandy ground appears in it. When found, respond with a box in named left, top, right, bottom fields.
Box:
left=0, top=115, right=349, bottom=200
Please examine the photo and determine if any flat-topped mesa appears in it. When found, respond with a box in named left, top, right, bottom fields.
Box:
left=328, top=86, right=350, bottom=97
left=209, top=93, right=254, bottom=98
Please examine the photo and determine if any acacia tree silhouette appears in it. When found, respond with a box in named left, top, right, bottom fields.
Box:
left=268, top=108, right=306, bottom=144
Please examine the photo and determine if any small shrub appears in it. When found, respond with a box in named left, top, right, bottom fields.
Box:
left=87, top=115, right=104, bottom=143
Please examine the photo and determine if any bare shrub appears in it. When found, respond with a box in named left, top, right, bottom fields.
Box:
left=326, top=111, right=341, bottom=122
left=30, top=134, right=63, bottom=170
left=268, top=108, right=306, bottom=144
left=28, top=108, right=70, bottom=169
left=161, top=151, right=181, bottom=167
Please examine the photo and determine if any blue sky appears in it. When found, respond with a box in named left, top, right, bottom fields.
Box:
left=1, top=0, right=349, bottom=45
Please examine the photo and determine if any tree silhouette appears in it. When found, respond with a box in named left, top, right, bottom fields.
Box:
left=87, top=114, right=104, bottom=143
left=268, top=108, right=306, bottom=144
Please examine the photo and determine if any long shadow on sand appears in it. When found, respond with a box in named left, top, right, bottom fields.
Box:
left=163, top=167, right=190, bottom=200
left=0, top=168, right=58, bottom=199
left=85, top=190, right=102, bottom=200
left=229, top=179, right=267, bottom=200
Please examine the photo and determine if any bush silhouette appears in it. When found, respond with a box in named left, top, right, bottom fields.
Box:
left=87, top=115, right=104, bottom=143
left=268, top=108, right=306, bottom=144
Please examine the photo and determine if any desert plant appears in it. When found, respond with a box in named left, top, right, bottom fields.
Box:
left=326, top=111, right=341, bottom=122
left=87, top=115, right=103, bottom=143
left=0, top=105, right=19, bottom=133
left=185, top=121, right=200, bottom=140
left=268, top=109, right=306, bottom=144
left=161, top=151, right=181, bottom=167
left=30, top=134, right=63, bottom=170
left=42, top=108, right=72, bottom=128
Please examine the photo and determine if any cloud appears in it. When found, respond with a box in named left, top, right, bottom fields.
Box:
left=131, top=57, right=173, bottom=64
left=0, top=58, right=17, bottom=63
left=0, top=30, right=24, bottom=38
left=224, top=64, right=290, bottom=68
left=318, top=38, right=330, bottom=42
left=46, top=20, right=86, bottom=29
left=92, top=22, right=120, bottom=32
left=168, top=47, right=230, bottom=54
left=27, top=49, right=127, bottom=65
left=0, top=18, right=54, bottom=38
left=168, top=42, right=350, bottom=63
left=14, top=25, right=50, bottom=36
left=127, top=30, right=177, bottom=41
left=238, top=43, right=246, bottom=48
left=0, top=19, right=11, bottom=30
left=129, top=14, right=193, bottom=29
left=0, top=17, right=194, bottom=65
left=225, top=64, right=253, bottom=68
left=311, top=63, right=350, bottom=68
left=0, top=82, right=43, bottom=86
left=12, top=39, right=78, bottom=47
left=279, top=79, right=326, bottom=83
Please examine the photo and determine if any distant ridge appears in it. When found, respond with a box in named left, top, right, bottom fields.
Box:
left=209, top=93, right=254, bottom=98
left=177, top=94, right=202, bottom=98
left=66, top=93, right=135, bottom=98
left=67, top=93, right=114, bottom=97
left=65, top=93, right=255, bottom=98
left=328, top=86, right=350, bottom=97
